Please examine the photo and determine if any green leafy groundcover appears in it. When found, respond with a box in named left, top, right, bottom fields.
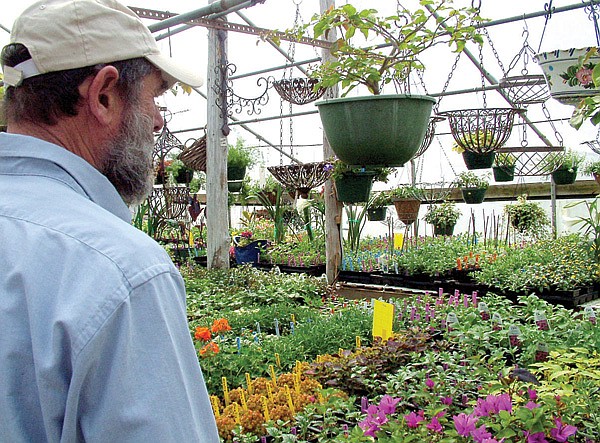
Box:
left=183, top=266, right=600, bottom=442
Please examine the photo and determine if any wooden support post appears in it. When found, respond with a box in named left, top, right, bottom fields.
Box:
left=320, top=0, right=342, bottom=284
left=206, top=1, right=231, bottom=269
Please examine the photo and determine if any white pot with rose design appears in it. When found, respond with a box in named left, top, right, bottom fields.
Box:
left=534, top=47, right=600, bottom=106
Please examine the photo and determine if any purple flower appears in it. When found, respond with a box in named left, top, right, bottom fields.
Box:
left=323, top=162, right=334, bottom=172
left=474, top=394, right=512, bottom=417
left=378, top=395, right=401, bottom=415
left=427, top=417, right=443, bottom=433
left=524, top=431, right=549, bottom=443
left=471, top=425, right=492, bottom=443
left=441, top=396, right=453, bottom=405
left=425, top=378, right=435, bottom=389
left=453, top=413, right=478, bottom=436
left=528, top=389, right=538, bottom=401
left=404, top=411, right=425, bottom=428
left=525, top=401, right=540, bottom=410
left=550, top=417, right=577, bottom=442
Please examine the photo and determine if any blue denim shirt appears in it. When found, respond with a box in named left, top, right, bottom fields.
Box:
left=0, top=133, right=219, bottom=442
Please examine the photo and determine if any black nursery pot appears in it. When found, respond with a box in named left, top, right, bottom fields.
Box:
left=462, top=151, right=495, bottom=170
left=492, top=165, right=515, bottom=182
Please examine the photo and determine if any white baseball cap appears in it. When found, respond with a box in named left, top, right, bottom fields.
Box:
left=2, top=0, right=203, bottom=88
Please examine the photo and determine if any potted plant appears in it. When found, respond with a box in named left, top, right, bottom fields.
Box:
left=289, top=2, right=484, bottom=167
left=452, top=131, right=497, bottom=170
left=389, top=185, right=422, bottom=225
left=454, top=171, right=490, bottom=204
left=227, top=137, right=257, bottom=192
left=504, top=194, right=549, bottom=239
left=583, top=159, right=600, bottom=186
left=366, top=191, right=391, bottom=221
left=329, top=159, right=393, bottom=203
left=492, top=152, right=517, bottom=182
left=231, top=230, right=268, bottom=265
left=536, top=47, right=600, bottom=107
left=423, top=202, right=461, bottom=236
left=543, top=149, right=585, bottom=185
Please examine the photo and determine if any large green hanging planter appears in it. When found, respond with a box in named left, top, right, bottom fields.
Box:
left=334, top=171, right=376, bottom=203
left=462, top=151, right=495, bottom=170
left=316, top=94, right=436, bottom=167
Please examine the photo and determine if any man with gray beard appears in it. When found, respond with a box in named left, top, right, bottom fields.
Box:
left=0, top=0, right=219, bottom=441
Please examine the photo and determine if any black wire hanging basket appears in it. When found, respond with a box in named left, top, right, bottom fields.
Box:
left=267, top=161, right=333, bottom=198
left=495, top=146, right=565, bottom=176
left=438, top=108, right=525, bottom=154
left=582, top=140, right=600, bottom=156
left=499, top=74, right=550, bottom=105
left=272, top=77, right=326, bottom=105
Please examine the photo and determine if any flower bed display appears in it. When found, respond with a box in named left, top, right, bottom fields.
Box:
left=183, top=265, right=600, bottom=442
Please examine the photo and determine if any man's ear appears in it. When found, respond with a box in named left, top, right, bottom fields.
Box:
left=82, top=65, right=122, bottom=127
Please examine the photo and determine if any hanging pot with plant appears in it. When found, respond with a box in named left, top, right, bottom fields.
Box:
left=289, top=2, right=484, bottom=167
left=331, top=160, right=392, bottom=204
left=492, top=153, right=517, bottom=182
left=454, top=171, right=490, bottom=204
left=535, top=47, right=600, bottom=107
left=542, top=149, right=585, bottom=185
left=366, top=191, right=391, bottom=221
left=227, top=137, right=257, bottom=190
left=423, top=202, right=461, bottom=236
left=389, top=185, right=422, bottom=225
left=583, top=160, right=600, bottom=186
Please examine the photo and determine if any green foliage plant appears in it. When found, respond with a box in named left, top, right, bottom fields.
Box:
left=504, top=194, right=549, bottom=238
left=227, top=137, right=258, bottom=169
left=567, top=196, right=600, bottom=262
left=368, top=190, right=392, bottom=208
left=288, top=2, right=484, bottom=96
left=454, top=171, right=490, bottom=189
left=542, top=148, right=586, bottom=173
left=569, top=48, right=600, bottom=129
left=388, top=184, right=420, bottom=200
left=493, top=152, right=517, bottom=167
left=328, top=158, right=393, bottom=183
left=423, top=201, right=461, bottom=227
left=583, top=159, right=600, bottom=176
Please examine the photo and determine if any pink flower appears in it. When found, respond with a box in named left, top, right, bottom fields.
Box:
left=471, top=425, right=492, bottom=443
left=427, top=417, right=443, bottom=433
left=453, top=413, right=478, bottom=436
left=550, top=417, right=577, bottom=442
left=525, top=401, right=540, bottom=410
left=378, top=395, right=401, bottom=415
left=576, top=67, right=594, bottom=85
left=524, top=431, right=549, bottom=443
left=528, top=389, right=538, bottom=401
left=441, top=396, right=453, bottom=405
left=404, top=411, right=425, bottom=428
left=474, top=394, right=512, bottom=417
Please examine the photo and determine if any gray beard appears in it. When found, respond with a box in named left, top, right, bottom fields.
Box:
left=101, top=109, right=155, bottom=206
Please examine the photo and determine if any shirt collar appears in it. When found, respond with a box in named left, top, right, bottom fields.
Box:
left=0, top=133, right=132, bottom=222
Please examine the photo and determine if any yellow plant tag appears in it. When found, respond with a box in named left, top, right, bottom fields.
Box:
left=372, top=299, right=394, bottom=340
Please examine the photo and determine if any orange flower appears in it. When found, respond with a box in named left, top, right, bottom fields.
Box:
left=199, top=341, right=220, bottom=357
left=211, top=318, right=232, bottom=334
left=194, top=326, right=212, bottom=342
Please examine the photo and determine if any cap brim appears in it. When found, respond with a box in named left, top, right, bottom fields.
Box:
left=146, top=53, right=203, bottom=88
